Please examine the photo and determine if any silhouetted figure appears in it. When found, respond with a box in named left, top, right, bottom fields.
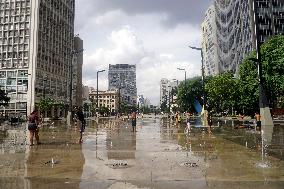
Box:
left=28, top=109, right=40, bottom=146
left=76, top=107, right=86, bottom=143
left=131, top=111, right=137, bottom=132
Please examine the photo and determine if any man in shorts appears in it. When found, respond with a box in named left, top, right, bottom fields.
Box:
left=131, top=110, right=137, bottom=132
left=255, top=112, right=261, bottom=130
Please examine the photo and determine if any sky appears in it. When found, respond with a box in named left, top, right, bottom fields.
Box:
left=75, top=0, right=213, bottom=105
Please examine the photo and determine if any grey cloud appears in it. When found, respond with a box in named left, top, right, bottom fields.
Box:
left=76, top=0, right=213, bottom=27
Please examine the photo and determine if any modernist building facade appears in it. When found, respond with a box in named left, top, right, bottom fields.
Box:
left=253, top=0, right=284, bottom=43
left=214, top=0, right=253, bottom=74
left=0, top=0, right=75, bottom=117
left=89, top=89, right=119, bottom=113
left=201, top=5, right=219, bottom=76
left=207, top=0, right=284, bottom=75
left=108, top=64, right=137, bottom=106
left=73, top=36, right=83, bottom=107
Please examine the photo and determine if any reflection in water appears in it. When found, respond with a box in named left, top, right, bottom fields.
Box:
left=25, top=126, right=85, bottom=189
left=106, top=120, right=136, bottom=160
left=0, top=118, right=283, bottom=189
left=216, top=119, right=284, bottom=160
left=0, top=122, right=85, bottom=189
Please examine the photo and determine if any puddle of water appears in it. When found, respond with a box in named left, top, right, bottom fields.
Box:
left=0, top=118, right=283, bottom=189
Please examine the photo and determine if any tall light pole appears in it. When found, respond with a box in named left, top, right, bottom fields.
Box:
left=189, top=45, right=207, bottom=126
left=43, top=74, right=47, bottom=99
left=96, top=69, right=105, bottom=111
left=177, top=68, right=187, bottom=111
left=168, top=85, right=171, bottom=113
left=250, top=0, right=273, bottom=129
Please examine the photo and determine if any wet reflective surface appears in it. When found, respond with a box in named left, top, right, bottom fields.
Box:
left=0, top=117, right=283, bottom=189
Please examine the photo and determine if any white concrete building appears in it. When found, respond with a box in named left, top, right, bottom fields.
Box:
left=214, top=0, right=253, bottom=74
left=0, top=0, right=75, bottom=117
left=201, top=6, right=219, bottom=76
left=160, top=78, right=169, bottom=106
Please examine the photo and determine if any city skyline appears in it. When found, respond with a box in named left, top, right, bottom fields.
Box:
left=75, top=0, right=213, bottom=105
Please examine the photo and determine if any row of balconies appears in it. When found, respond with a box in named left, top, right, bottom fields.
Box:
left=0, top=9, right=30, bottom=18
left=0, top=1, right=30, bottom=10
left=0, top=22, right=29, bottom=31
left=0, top=50, right=28, bottom=58
left=0, top=45, right=28, bottom=53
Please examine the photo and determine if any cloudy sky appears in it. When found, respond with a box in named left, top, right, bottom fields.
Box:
left=75, top=0, right=213, bottom=105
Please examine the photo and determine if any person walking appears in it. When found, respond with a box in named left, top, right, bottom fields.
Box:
left=76, top=107, right=86, bottom=143
left=131, top=110, right=137, bottom=132
left=255, top=112, right=261, bottom=130
left=27, top=109, right=41, bottom=146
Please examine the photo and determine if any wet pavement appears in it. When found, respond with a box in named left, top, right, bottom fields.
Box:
left=0, top=117, right=284, bottom=189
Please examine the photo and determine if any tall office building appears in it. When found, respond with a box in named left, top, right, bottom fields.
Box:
left=160, top=78, right=169, bottom=106
left=73, top=36, right=83, bottom=107
left=209, top=0, right=284, bottom=74
left=201, top=5, right=219, bottom=76
left=214, top=0, right=253, bottom=74
left=252, top=0, right=284, bottom=44
left=108, top=64, right=137, bottom=106
left=0, top=0, right=75, bottom=116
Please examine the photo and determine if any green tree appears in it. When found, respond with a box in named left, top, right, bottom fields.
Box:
left=37, top=98, right=54, bottom=117
left=98, top=106, right=110, bottom=116
left=261, top=35, right=284, bottom=108
left=160, top=100, right=168, bottom=113
left=238, top=53, right=259, bottom=115
left=238, top=35, right=284, bottom=112
left=83, top=102, right=90, bottom=111
left=205, top=72, right=239, bottom=114
left=176, top=76, right=206, bottom=113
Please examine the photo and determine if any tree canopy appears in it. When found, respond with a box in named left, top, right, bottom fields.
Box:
left=174, top=35, right=284, bottom=115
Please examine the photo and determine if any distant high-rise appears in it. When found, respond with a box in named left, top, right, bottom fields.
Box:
left=0, top=0, right=75, bottom=116
left=108, top=64, right=137, bottom=105
left=160, top=78, right=178, bottom=107
left=160, top=78, right=169, bottom=106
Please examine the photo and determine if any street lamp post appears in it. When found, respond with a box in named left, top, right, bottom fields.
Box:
left=96, top=70, right=105, bottom=113
left=43, top=75, right=47, bottom=99
left=189, top=45, right=208, bottom=126
left=118, top=87, right=121, bottom=114
left=250, top=0, right=273, bottom=128
left=177, top=68, right=187, bottom=111
left=168, top=85, right=171, bottom=113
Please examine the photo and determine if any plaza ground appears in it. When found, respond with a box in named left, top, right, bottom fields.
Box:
left=0, top=117, right=283, bottom=189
